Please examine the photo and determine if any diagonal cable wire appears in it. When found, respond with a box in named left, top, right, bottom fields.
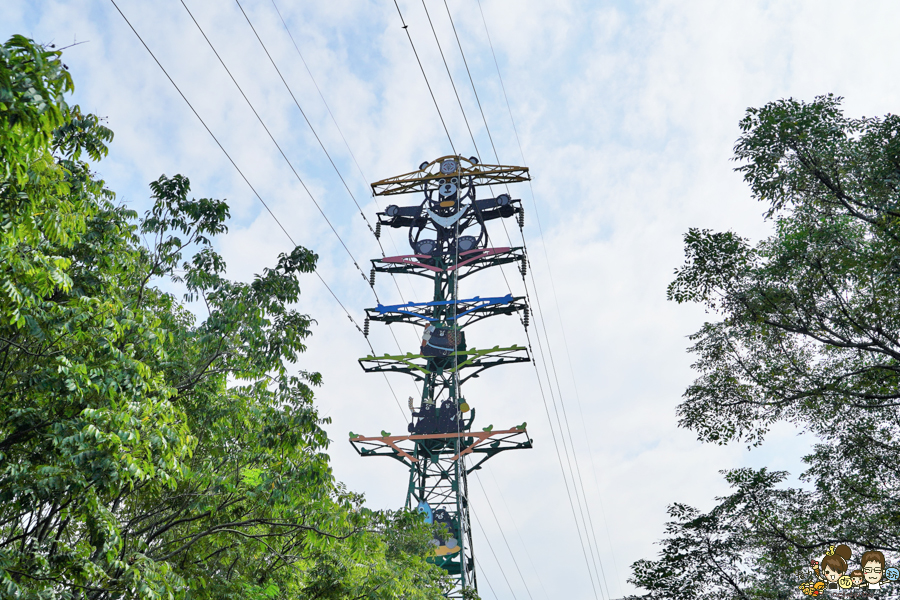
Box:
left=234, top=0, right=421, bottom=350
left=270, top=0, right=371, bottom=201
left=269, top=0, right=418, bottom=303
left=234, top=0, right=379, bottom=249
left=476, top=2, right=621, bottom=595
left=470, top=473, right=536, bottom=600
left=391, top=0, right=456, bottom=154
left=419, top=0, right=478, bottom=156
left=521, top=299, right=602, bottom=600
left=107, top=0, right=407, bottom=420
left=521, top=252, right=609, bottom=600
left=177, top=0, right=368, bottom=291
left=427, top=1, right=610, bottom=594
left=442, top=0, right=502, bottom=168
left=177, top=0, right=420, bottom=367
left=484, top=464, right=552, bottom=600
left=470, top=506, right=520, bottom=600
left=474, top=555, right=500, bottom=600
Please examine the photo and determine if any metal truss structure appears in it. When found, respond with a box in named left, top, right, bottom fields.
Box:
left=350, top=155, right=533, bottom=597
left=370, top=155, right=530, bottom=196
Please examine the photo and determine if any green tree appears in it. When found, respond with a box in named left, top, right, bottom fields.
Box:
left=630, top=95, right=900, bottom=598
left=0, top=35, right=448, bottom=599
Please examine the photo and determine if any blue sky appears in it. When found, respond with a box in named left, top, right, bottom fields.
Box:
left=5, top=1, right=900, bottom=598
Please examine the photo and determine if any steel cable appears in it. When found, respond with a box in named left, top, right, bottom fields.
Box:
left=476, top=2, right=620, bottom=594
left=108, top=0, right=408, bottom=420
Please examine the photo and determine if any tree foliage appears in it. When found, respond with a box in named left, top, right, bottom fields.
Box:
left=630, top=94, right=900, bottom=597
left=0, top=35, right=449, bottom=599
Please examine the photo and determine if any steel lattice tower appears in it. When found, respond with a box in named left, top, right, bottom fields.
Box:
left=349, top=156, right=532, bottom=597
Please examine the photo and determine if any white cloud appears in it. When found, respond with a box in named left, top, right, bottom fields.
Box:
left=4, top=0, right=899, bottom=597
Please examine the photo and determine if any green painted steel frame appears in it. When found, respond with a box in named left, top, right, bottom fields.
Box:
left=370, top=155, right=530, bottom=196
left=351, top=157, right=532, bottom=599
left=366, top=295, right=527, bottom=328
left=358, top=345, right=530, bottom=384
left=372, top=247, right=526, bottom=281
left=349, top=428, right=533, bottom=474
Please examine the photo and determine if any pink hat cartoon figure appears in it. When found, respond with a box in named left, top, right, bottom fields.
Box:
left=861, top=550, right=886, bottom=590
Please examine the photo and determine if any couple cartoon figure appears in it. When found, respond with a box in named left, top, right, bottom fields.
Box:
left=808, top=545, right=897, bottom=593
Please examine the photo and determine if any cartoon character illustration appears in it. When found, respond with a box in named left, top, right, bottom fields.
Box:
left=421, top=323, right=436, bottom=350
left=418, top=502, right=457, bottom=555
left=417, top=500, right=433, bottom=524
left=819, top=545, right=852, bottom=590
left=850, top=569, right=864, bottom=588
left=408, top=397, right=463, bottom=435
left=810, top=558, right=820, bottom=580
left=420, top=323, right=464, bottom=358
left=798, top=580, right=825, bottom=596
left=436, top=399, right=460, bottom=433
left=409, top=399, right=437, bottom=434
left=800, top=558, right=823, bottom=596
left=861, top=550, right=886, bottom=589
left=418, top=501, right=461, bottom=556
left=431, top=508, right=460, bottom=556
left=886, top=566, right=899, bottom=582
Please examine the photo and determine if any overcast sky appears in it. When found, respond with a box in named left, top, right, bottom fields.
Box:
left=5, top=1, right=900, bottom=598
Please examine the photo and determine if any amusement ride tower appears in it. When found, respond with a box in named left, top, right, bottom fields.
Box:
left=349, top=156, right=533, bottom=597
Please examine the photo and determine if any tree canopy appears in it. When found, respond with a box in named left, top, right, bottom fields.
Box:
left=630, top=95, right=900, bottom=598
left=0, top=35, right=451, bottom=599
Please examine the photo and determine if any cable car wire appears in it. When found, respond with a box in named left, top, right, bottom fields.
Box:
left=391, top=0, right=456, bottom=154
left=415, top=5, right=608, bottom=596
left=269, top=0, right=370, bottom=202
left=521, top=254, right=610, bottom=600
left=234, top=0, right=421, bottom=349
left=107, top=0, right=408, bottom=420
left=173, top=0, right=359, bottom=288
left=235, top=0, right=378, bottom=254
left=474, top=555, right=500, bottom=600
left=484, top=464, right=552, bottom=600
left=470, top=506, right=520, bottom=600
left=428, top=3, right=611, bottom=595
left=268, top=0, right=418, bottom=303
left=176, top=0, right=421, bottom=368
left=175, top=0, right=359, bottom=290
left=470, top=474, right=536, bottom=600
left=521, top=306, right=602, bottom=600
left=441, top=0, right=502, bottom=176
left=527, top=258, right=614, bottom=599
left=474, top=2, right=621, bottom=595
left=419, top=0, right=479, bottom=157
